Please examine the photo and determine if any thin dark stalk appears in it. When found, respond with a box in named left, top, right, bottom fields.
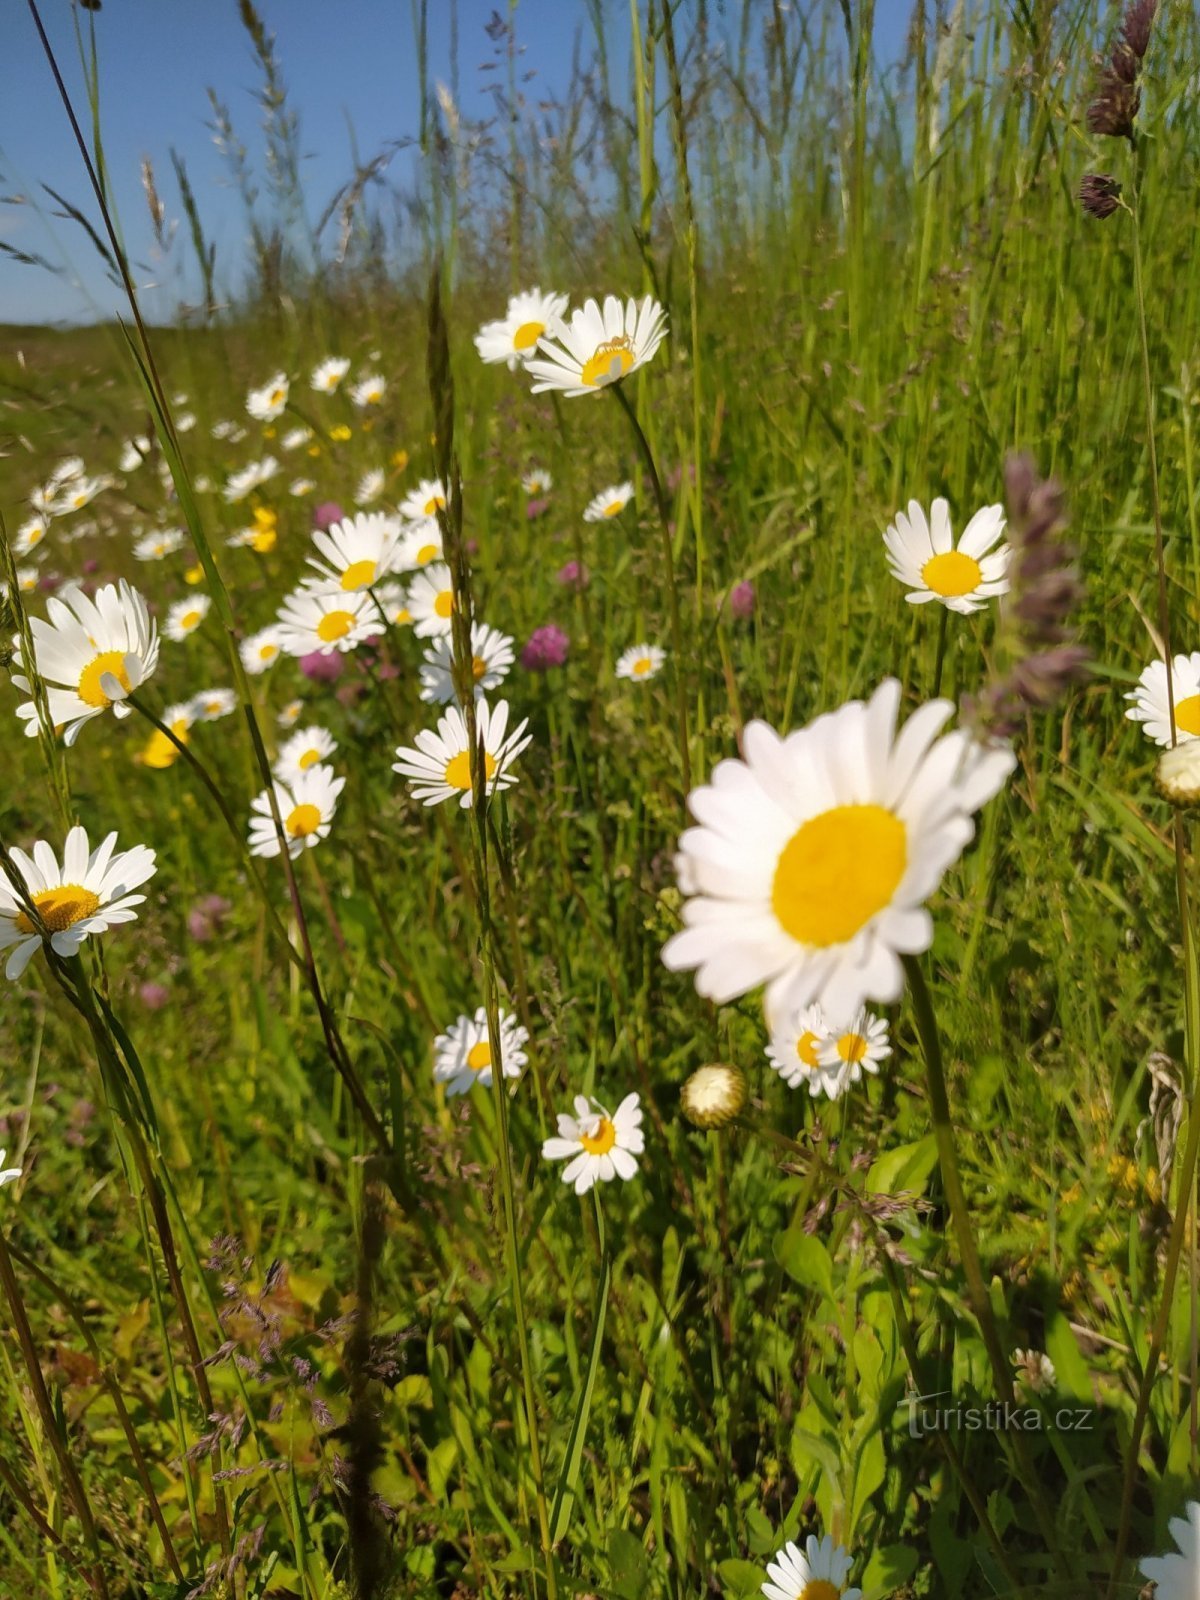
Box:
left=931, top=605, right=949, bottom=699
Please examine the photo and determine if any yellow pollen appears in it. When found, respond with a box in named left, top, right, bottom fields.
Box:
left=467, top=1040, right=492, bottom=1071
left=316, top=610, right=354, bottom=643
left=340, top=559, right=377, bottom=590
left=604, top=500, right=625, bottom=517
left=513, top=319, right=545, bottom=351
left=580, top=1117, right=616, bottom=1156
left=837, top=1032, right=869, bottom=1065
left=269, top=388, right=284, bottom=405
left=797, top=1583, right=841, bottom=1600
left=423, top=495, right=446, bottom=516
left=259, top=643, right=278, bottom=660
left=78, top=650, right=131, bottom=709
left=632, top=657, right=653, bottom=676
left=1175, top=694, right=1200, bottom=736
left=444, top=749, right=497, bottom=790
left=580, top=335, right=635, bottom=388
left=417, top=543, right=439, bottom=565
left=433, top=590, right=455, bottom=620
left=180, top=610, right=201, bottom=630
left=286, top=802, right=322, bottom=839
left=298, top=748, right=322, bottom=770
left=921, top=550, right=982, bottom=598
left=395, top=607, right=412, bottom=625
left=28, top=528, right=44, bottom=545
left=796, top=1031, right=820, bottom=1068
left=772, top=805, right=907, bottom=947
left=15, top=885, right=101, bottom=936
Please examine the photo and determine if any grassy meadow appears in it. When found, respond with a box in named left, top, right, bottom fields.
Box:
left=3, top=1, right=1200, bottom=1596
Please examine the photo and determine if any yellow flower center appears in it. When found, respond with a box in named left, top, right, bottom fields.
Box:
left=341, top=559, right=377, bottom=591
left=444, top=750, right=497, bottom=790
left=604, top=500, right=625, bottom=517
left=471, top=656, right=487, bottom=681
left=632, top=657, right=653, bottom=677
left=78, top=650, right=131, bottom=709
left=316, top=610, right=354, bottom=643
left=286, top=802, right=322, bottom=839
left=434, top=590, right=455, bottom=620
left=797, top=1583, right=841, bottom=1600
left=580, top=1117, right=616, bottom=1155
left=580, top=335, right=635, bottom=388
left=269, top=388, right=284, bottom=406
left=417, top=543, right=439, bottom=565
left=28, top=528, right=44, bottom=545
left=259, top=643, right=278, bottom=661
left=179, top=610, right=201, bottom=630
left=424, top=494, right=446, bottom=515
left=921, top=550, right=982, bottom=598
left=837, top=1032, right=868, bottom=1065
left=298, top=747, right=322, bottom=770
left=1175, top=694, right=1200, bottom=736
left=366, top=388, right=382, bottom=403
left=15, top=885, right=101, bottom=935
left=796, top=1031, right=820, bottom=1068
left=513, top=319, right=545, bottom=351
left=772, top=805, right=907, bottom=947
left=467, top=1040, right=492, bottom=1071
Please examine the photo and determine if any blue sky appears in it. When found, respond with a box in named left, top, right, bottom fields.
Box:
left=0, top=1, right=912, bottom=326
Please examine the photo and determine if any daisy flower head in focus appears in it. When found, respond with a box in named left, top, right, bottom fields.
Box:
left=248, top=764, right=345, bottom=859
left=350, top=373, right=387, bottom=409
left=541, top=1093, right=644, bottom=1194
left=246, top=372, right=289, bottom=422
left=883, top=498, right=1010, bottom=615
left=765, top=1004, right=832, bottom=1092
left=310, top=356, right=350, bottom=393
left=433, top=1006, right=528, bottom=1097
left=240, top=626, right=284, bottom=675
left=762, top=1534, right=861, bottom=1600
left=662, top=679, right=1015, bottom=1024
left=816, top=1010, right=891, bottom=1099
left=526, top=294, right=668, bottom=397
left=1126, top=653, right=1200, bottom=746
left=419, top=623, right=515, bottom=704
left=164, top=595, right=211, bottom=643
left=274, top=726, right=338, bottom=786
left=0, top=824, right=157, bottom=981
left=392, top=698, right=531, bottom=810
left=13, top=579, right=159, bottom=745
left=399, top=478, right=447, bottom=523
left=394, top=519, right=443, bottom=573
left=616, top=643, right=665, bottom=684
left=1140, top=1502, right=1200, bottom=1600
left=276, top=584, right=385, bottom=657
left=190, top=687, right=237, bottom=723
left=307, top=512, right=402, bottom=594
left=584, top=482, right=634, bottom=522
left=474, top=287, right=569, bottom=369
left=407, top=562, right=458, bottom=638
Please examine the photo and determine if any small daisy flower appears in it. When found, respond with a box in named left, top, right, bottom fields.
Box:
left=356, top=468, right=385, bottom=506
left=765, top=1004, right=832, bottom=1091
left=527, top=294, right=668, bottom=397
left=1158, top=741, right=1200, bottom=808
left=394, top=519, right=443, bottom=572
left=0, top=824, right=157, bottom=981
left=248, top=764, right=345, bottom=859
left=433, top=1006, right=528, bottom=1096
left=522, top=469, right=553, bottom=497
left=1012, top=1348, right=1056, bottom=1395
left=307, top=512, right=402, bottom=593
left=210, top=419, right=239, bottom=440
left=883, top=499, right=1010, bottom=615
left=119, top=437, right=150, bottom=472
left=816, top=1010, right=891, bottom=1099
left=310, top=357, right=350, bottom=393
left=1140, top=1503, right=1200, bottom=1600
left=224, top=457, right=279, bottom=502
left=275, top=584, right=385, bottom=657
left=164, top=595, right=212, bottom=642
left=662, top=679, right=1015, bottom=1023
left=350, top=373, right=387, bottom=408
left=190, top=687, right=238, bottom=722
left=762, top=1534, right=861, bottom=1600
left=281, top=425, right=312, bottom=451
left=247, top=373, right=289, bottom=421
left=399, top=478, right=447, bottom=522
left=541, top=1093, right=644, bottom=1194
left=474, top=287, right=570, bottom=369
left=6, top=567, right=39, bottom=597
left=0, top=1150, right=21, bottom=1189
left=392, top=698, right=531, bottom=809
left=616, top=643, right=665, bottom=683
left=52, top=475, right=108, bottom=515
left=372, top=581, right=412, bottom=628
left=680, top=1063, right=746, bottom=1129
left=419, top=623, right=515, bottom=704
left=176, top=412, right=197, bottom=433
left=407, top=562, right=458, bottom=638
left=1127, top=653, right=1200, bottom=746
left=240, top=626, right=284, bottom=675
left=134, top=527, right=186, bottom=561
left=290, top=478, right=315, bottom=497
left=12, top=580, right=159, bottom=746
left=277, top=698, right=304, bottom=728
left=139, top=701, right=195, bottom=770
left=13, top=517, right=49, bottom=556
left=47, top=456, right=85, bottom=489
left=584, top=482, right=634, bottom=522
left=274, top=725, right=338, bottom=785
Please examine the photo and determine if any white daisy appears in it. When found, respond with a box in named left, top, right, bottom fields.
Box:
left=275, top=585, right=384, bottom=657
left=541, top=1093, right=644, bottom=1194
left=51, top=475, right=108, bottom=515
left=1141, top=1503, right=1200, bottom=1600
left=247, top=764, right=345, bottom=859
left=281, top=425, right=313, bottom=451
left=47, top=457, right=85, bottom=489
left=407, top=562, right=458, bottom=639
left=133, top=527, right=186, bottom=561
left=307, top=512, right=402, bottom=593
left=246, top=373, right=289, bottom=421
left=392, top=698, right=531, bottom=809
left=12, top=580, right=159, bottom=746
left=527, top=294, right=668, bottom=397
left=662, top=679, right=1016, bottom=1023
left=356, top=468, right=385, bottom=506
left=432, top=1006, right=528, bottom=1097
left=310, top=357, right=350, bottom=393
left=274, top=725, right=338, bottom=785
left=240, top=626, right=284, bottom=675
left=762, top=1534, right=861, bottom=1600
left=190, top=687, right=238, bottom=722
left=13, top=517, right=49, bottom=556
left=175, top=412, right=197, bottom=433
left=399, top=478, right=447, bottom=522
left=765, top=1003, right=832, bottom=1091
left=474, top=287, right=570, bottom=369
left=1126, top=653, right=1200, bottom=746
left=584, top=482, right=634, bottom=522
left=394, top=519, right=443, bottom=573
left=371, top=581, right=412, bottom=628
left=883, top=499, right=1010, bottom=615
left=0, top=824, right=157, bottom=981
left=349, top=373, right=387, bottom=408
left=522, top=469, right=553, bottom=496
left=816, top=1011, right=891, bottom=1099
left=0, top=1150, right=21, bottom=1189
left=223, top=457, right=279, bottom=502
left=419, top=623, right=515, bottom=704
left=6, top=567, right=40, bottom=597
left=277, top=698, right=304, bottom=728
left=290, top=478, right=315, bottom=497
left=164, top=595, right=211, bottom=642
left=616, top=644, right=665, bottom=683
left=210, top=419, right=239, bottom=440
left=119, top=437, right=151, bottom=472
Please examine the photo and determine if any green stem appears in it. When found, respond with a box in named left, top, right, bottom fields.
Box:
left=931, top=604, right=949, bottom=700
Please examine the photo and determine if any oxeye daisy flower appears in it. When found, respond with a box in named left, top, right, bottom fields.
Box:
left=399, top=478, right=447, bottom=522
left=762, top=1534, right=861, bottom=1600
left=522, top=469, right=553, bottom=497
left=883, top=499, right=1010, bottom=615
left=281, top=425, right=312, bottom=452
left=119, top=436, right=150, bottom=472
left=350, top=373, right=387, bottom=408
left=276, top=585, right=385, bottom=657
left=248, top=764, right=344, bottom=859
left=541, top=1093, right=644, bottom=1194
left=1158, top=741, right=1200, bottom=809
left=407, top=562, right=458, bottom=638
left=12, top=579, right=159, bottom=746
left=616, top=643, right=665, bottom=683
left=419, top=623, right=515, bottom=704
left=1141, top=1503, right=1200, bottom=1600
left=307, top=512, right=402, bottom=594
left=164, top=595, right=211, bottom=643
left=371, top=580, right=412, bottom=628
left=139, top=702, right=195, bottom=770
left=662, top=678, right=1015, bottom=1022
left=277, top=698, right=304, bottom=728
left=680, top=1063, right=746, bottom=1129
left=392, top=698, right=531, bottom=809
left=240, top=626, right=284, bottom=674
left=817, top=1010, right=891, bottom=1099
left=52, top=475, right=108, bottom=516
left=290, top=478, right=315, bottom=498
left=224, top=457, right=279, bottom=502
left=247, top=373, right=289, bottom=421
left=526, top=294, right=668, bottom=397
left=474, top=287, right=569, bottom=369
left=1126, top=653, right=1200, bottom=746
left=433, top=1006, right=528, bottom=1097
left=13, top=517, right=48, bottom=556
left=0, top=1150, right=21, bottom=1189
left=0, top=824, right=157, bottom=980
left=5, top=567, right=40, bottom=597
left=765, top=1004, right=832, bottom=1091
left=394, top=519, right=443, bottom=573
left=274, top=725, right=338, bottom=785
left=190, top=687, right=237, bottom=722
left=47, top=456, right=85, bottom=489
left=356, top=468, right=384, bottom=506
left=584, top=482, right=634, bottom=522
left=134, top=528, right=186, bottom=561
left=310, top=357, right=350, bottom=393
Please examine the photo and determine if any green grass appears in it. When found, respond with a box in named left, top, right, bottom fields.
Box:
left=2, top=1, right=1200, bottom=1597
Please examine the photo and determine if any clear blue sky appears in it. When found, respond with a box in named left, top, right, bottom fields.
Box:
left=0, top=1, right=912, bottom=326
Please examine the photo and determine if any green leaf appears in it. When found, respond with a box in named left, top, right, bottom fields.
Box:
left=866, top=1134, right=938, bottom=1197
left=773, top=1228, right=834, bottom=1300
left=716, top=1558, right=764, bottom=1598
left=549, top=1230, right=612, bottom=1543
left=860, top=1542, right=919, bottom=1596
left=608, top=1527, right=648, bottom=1600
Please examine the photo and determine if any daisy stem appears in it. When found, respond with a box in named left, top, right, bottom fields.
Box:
left=612, top=380, right=693, bottom=794
left=931, top=605, right=949, bottom=699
